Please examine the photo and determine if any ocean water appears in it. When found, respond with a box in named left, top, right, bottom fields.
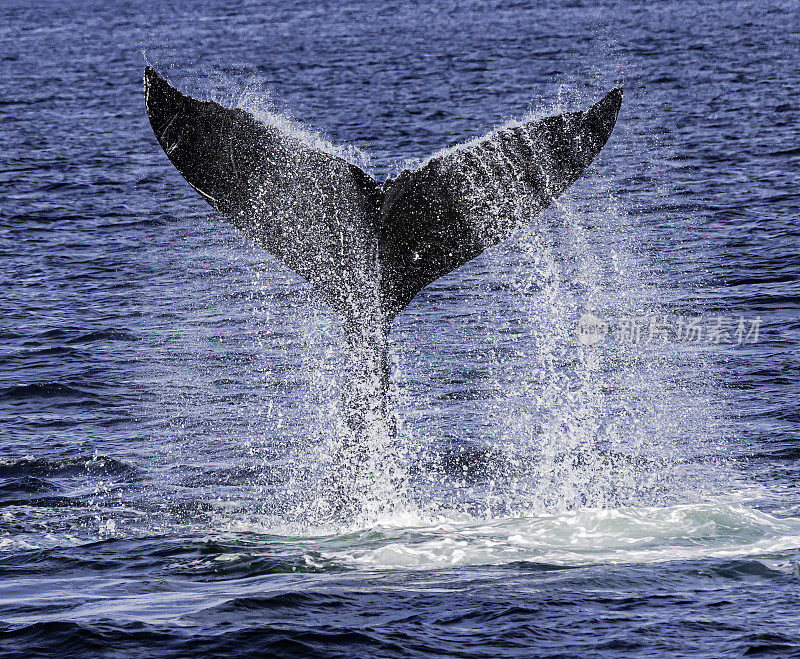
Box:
left=2, top=0, right=800, bottom=656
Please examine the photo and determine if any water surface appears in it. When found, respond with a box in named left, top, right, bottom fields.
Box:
left=1, top=0, right=799, bottom=656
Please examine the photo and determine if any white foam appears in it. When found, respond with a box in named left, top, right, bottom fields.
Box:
left=320, top=503, right=800, bottom=570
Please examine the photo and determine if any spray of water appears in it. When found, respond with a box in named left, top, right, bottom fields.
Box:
left=387, top=87, right=736, bottom=524
left=139, top=68, right=740, bottom=540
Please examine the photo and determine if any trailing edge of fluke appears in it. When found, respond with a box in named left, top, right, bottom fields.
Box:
left=143, top=67, right=622, bottom=333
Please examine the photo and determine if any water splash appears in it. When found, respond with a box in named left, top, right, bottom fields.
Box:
left=391, top=88, right=735, bottom=523
left=482, top=187, right=730, bottom=515
left=140, top=71, right=735, bottom=535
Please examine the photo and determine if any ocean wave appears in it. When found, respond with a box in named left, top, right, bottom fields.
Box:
left=0, top=455, right=135, bottom=479
left=0, top=382, right=97, bottom=402
left=65, top=329, right=138, bottom=344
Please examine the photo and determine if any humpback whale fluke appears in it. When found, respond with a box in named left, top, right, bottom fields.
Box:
left=143, top=67, right=622, bottom=511
left=143, top=67, right=621, bottom=329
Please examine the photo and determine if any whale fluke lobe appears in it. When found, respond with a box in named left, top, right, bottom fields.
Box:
left=143, top=67, right=383, bottom=323
left=144, top=67, right=621, bottom=327
left=377, top=88, right=623, bottom=318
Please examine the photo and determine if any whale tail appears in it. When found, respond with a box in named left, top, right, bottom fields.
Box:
left=143, top=67, right=622, bottom=329
left=144, top=67, right=622, bottom=517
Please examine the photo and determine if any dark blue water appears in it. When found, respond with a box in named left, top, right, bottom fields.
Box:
left=2, top=1, right=800, bottom=656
